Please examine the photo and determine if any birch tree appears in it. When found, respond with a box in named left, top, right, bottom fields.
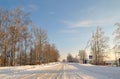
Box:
left=78, top=50, right=87, bottom=64
left=90, top=26, right=109, bottom=65
left=113, top=23, right=120, bottom=66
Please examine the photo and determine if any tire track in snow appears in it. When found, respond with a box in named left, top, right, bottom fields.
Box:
left=64, top=64, right=70, bottom=79
left=46, top=64, right=63, bottom=79
left=50, top=64, right=64, bottom=79
left=36, top=63, right=63, bottom=79
left=73, top=72, right=83, bottom=79
left=0, top=63, right=93, bottom=79
left=64, top=63, right=83, bottom=79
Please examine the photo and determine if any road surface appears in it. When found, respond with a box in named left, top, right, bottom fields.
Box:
left=0, top=63, right=120, bottom=79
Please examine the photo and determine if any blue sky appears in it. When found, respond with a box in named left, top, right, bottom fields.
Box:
left=0, top=0, right=120, bottom=59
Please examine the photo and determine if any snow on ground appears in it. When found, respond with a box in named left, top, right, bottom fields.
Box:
left=0, top=62, right=120, bottom=79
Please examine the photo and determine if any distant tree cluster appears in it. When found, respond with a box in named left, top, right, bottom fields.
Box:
left=78, top=50, right=87, bottom=64
left=67, top=54, right=79, bottom=63
left=65, top=25, right=120, bottom=66
left=0, top=8, right=60, bottom=66
left=87, top=26, right=120, bottom=65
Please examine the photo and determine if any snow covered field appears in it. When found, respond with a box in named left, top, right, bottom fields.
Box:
left=0, top=63, right=120, bottom=79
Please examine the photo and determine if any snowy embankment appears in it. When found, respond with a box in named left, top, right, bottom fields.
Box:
left=69, top=63, right=120, bottom=79
left=0, top=62, right=60, bottom=79
left=0, top=62, right=120, bottom=79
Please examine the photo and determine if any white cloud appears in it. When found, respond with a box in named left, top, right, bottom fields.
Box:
left=60, top=29, right=78, bottom=33
left=63, top=18, right=119, bottom=28
left=21, top=4, right=39, bottom=13
left=28, top=4, right=39, bottom=11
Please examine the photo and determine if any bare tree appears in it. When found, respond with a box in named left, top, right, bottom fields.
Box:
left=90, top=26, right=109, bottom=65
left=0, top=9, right=10, bottom=66
left=78, top=50, right=87, bottom=64
left=113, top=23, right=120, bottom=66
left=32, top=26, right=47, bottom=64
left=67, top=54, right=73, bottom=62
left=50, top=44, right=60, bottom=62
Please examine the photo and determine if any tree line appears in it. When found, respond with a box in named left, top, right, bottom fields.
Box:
left=0, top=8, right=60, bottom=66
left=67, top=25, right=120, bottom=65
left=88, top=26, right=120, bottom=65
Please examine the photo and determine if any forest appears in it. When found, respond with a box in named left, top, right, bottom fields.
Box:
left=0, top=8, right=60, bottom=66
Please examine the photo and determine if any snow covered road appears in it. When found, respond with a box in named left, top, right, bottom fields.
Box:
left=0, top=63, right=120, bottom=79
